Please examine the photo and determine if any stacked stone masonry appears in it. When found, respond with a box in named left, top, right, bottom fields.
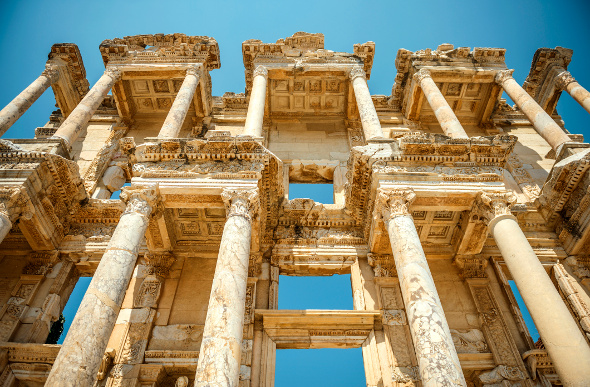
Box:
left=0, top=33, right=589, bottom=386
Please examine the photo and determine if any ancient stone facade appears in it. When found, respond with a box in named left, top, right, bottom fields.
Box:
left=0, top=33, right=589, bottom=386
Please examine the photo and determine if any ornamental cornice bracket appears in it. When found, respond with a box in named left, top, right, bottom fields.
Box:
left=494, top=69, right=515, bottom=85
left=221, top=187, right=260, bottom=220
left=145, top=252, right=176, bottom=278
left=374, top=188, right=416, bottom=222
left=120, top=184, right=160, bottom=218
left=475, top=191, right=517, bottom=223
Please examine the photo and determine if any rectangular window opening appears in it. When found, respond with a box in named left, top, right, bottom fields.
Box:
left=49, top=276, right=92, bottom=344
left=275, top=348, right=366, bottom=386
left=288, top=183, right=334, bottom=204
left=508, top=280, right=540, bottom=342
left=278, top=274, right=352, bottom=310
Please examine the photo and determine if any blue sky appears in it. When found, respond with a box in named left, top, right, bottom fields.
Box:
left=1, top=0, right=586, bottom=384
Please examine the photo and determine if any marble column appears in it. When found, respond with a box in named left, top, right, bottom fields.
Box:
left=556, top=71, right=590, bottom=115
left=46, top=187, right=156, bottom=386
left=0, top=64, right=60, bottom=136
left=414, top=69, right=469, bottom=139
left=495, top=70, right=570, bottom=151
left=350, top=66, right=384, bottom=140
left=377, top=188, right=466, bottom=386
left=195, top=188, right=259, bottom=387
left=157, top=65, right=201, bottom=139
left=52, top=67, right=121, bottom=147
left=479, top=192, right=590, bottom=385
left=0, top=207, right=12, bottom=244
left=243, top=66, right=268, bottom=137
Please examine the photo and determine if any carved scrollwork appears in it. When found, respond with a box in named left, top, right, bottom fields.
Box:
left=349, top=66, right=366, bottom=81
left=42, top=63, right=61, bottom=83
left=221, top=188, right=259, bottom=221
left=186, top=64, right=201, bottom=77
left=375, top=188, right=416, bottom=221
left=494, top=69, right=515, bottom=85
left=105, top=66, right=122, bottom=81
left=476, top=191, right=517, bottom=223
left=120, top=185, right=159, bottom=218
left=412, top=68, right=432, bottom=84
left=253, top=65, right=268, bottom=79
left=555, top=70, right=576, bottom=90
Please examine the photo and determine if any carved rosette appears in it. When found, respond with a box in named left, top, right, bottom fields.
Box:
left=349, top=66, right=366, bottom=81
left=494, top=69, right=515, bottom=85
left=221, top=188, right=259, bottom=221
left=555, top=71, right=576, bottom=90
left=42, top=63, right=61, bottom=83
left=476, top=191, right=517, bottom=224
left=253, top=65, right=268, bottom=80
left=105, top=66, right=122, bottom=81
left=375, top=188, right=416, bottom=221
left=120, top=185, right=159, bottom=218
left=412, top=68, right=432, bottom=84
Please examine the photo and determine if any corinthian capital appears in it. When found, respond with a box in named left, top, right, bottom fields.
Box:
left=221, top=188, right=259, bottom=220
left=494, top=70, right=514, bottom=85
left=476, top=191, right=517, bottom=223
left=349, top=66, right=367, bottom=81
left=555, top=71, right=576, bottom=90
left=42, top=63, right=60, bottom=83
left=105, top=67, right=122, bottom=81
left=186, top=64, right=201, bottom=77
left=120, top=185, right=159, bottom=217
left=413, top=68, right=432, bottom=84
left=375, top=188, right=416, bottom=221
left=253, top=66, right=268, bottom=80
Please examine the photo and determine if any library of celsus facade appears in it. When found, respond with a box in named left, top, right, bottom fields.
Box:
left=1, top=31, right=590, bottom=386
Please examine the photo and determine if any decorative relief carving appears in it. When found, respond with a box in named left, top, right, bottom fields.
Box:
left=367, top=254, right=397, bottom=278
left=476, top=191, right=517, bottom=223
left=221, top=188, right=259, bottom=220
left=450, top=329, right=488, bottom=353
left=382, top=309, right=406, bottom=326
left=412, top=68, right=431, bottom=84
left=494, top=70, right=514, bottom=85
left=23, top=251, right=57, bottom=275
left=374, top=188, right=416, bottom=221
left=454, top=255, right=488, bottom=279
left=253, top=65, right=268, bottom=79
left=120, top=185, right=158, bottom=217
left=349, top=66, right=366, bottom=81
left=134, top=275, right=162, bottom=308
left=555, top=71, right=576, bottom=90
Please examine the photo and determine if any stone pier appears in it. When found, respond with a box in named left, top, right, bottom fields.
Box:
left=0, top=208, right=11, bottom=244
left=377, top=188, right=466, bottom=386
left=556, top=71, right=590, bottom=114
left=157, top=65, right=201, bottom=139
left=52, top=67, right=121, bottom=147
left=350, top=66, right=384, bottom=140
left=496, top=70, right=571, bottom=151
left=243, top=66, right=268, bottom=137
left=195, top=188, right=259, bottom=387
left=414, top=69, right=469, bottom=139
left=479, top=192, right=590, bottom=386
left=0, top=64, right=60, bottom=136
left=45, top=187, right=155, bottom=386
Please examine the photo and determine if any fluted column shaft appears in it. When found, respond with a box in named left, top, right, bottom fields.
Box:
left=496, top=70, right=570, bottom=150
left=350, top=66, right=384, bottom=140
left=195, top=188, right=259, bottom=387
left=243, top=66, right=268, bottom=137
left=46, top=188, right=155, bottom=386
left=0, top=65, right=59, bottom=136
left=480, top=192, right=590, bottom=386
left=414, top=69, right=468, bottom=139
left=378, top=189, right=466, bottom=386
left=52, top=67, right=121, bottom=147
left=158, top=66, right=200, bottom=139
left=556, top=71, right=590, bottom=114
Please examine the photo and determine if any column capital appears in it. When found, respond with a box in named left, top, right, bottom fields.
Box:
left=494, top=69, right=515, bottom=85
left=375, top=188, right=416, bottom=221
left=475, top=191, right=517, bottom=224
left=413, top=68, right=432, bottom=84
left=120, top=185, right=159, bottom=217
left=253, top=65, right=268, bottom=80
left=221, top=187, right=259, bottom=220
left=349, top=66, right=367, bottom=81
left=555, top=71, right=576, bottom=90
left=186, top=64, right=201, bottom=77
left=105, top=66, right=122, bottom=81
left=42, top=63, right=60, bottom=84
left=0, top=186, right=32, bottom=221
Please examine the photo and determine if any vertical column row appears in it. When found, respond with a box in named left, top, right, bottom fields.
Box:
left=195, top=188, right=259, bottom=387
left=376, top=188, right=467, bottom=387
left=45, top=187, right=156, bottom=386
